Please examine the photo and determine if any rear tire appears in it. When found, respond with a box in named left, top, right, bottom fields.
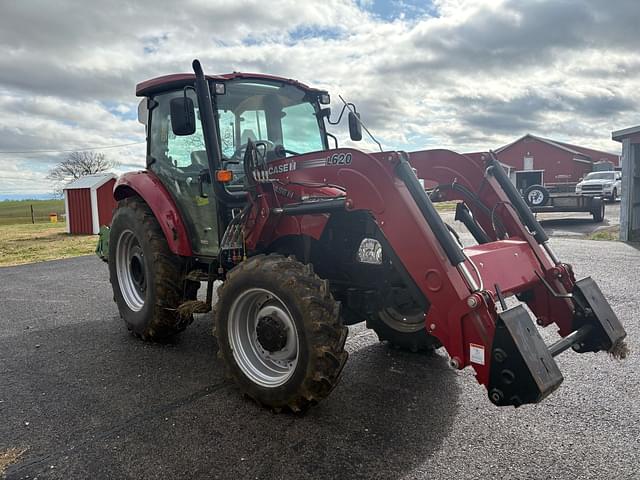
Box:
left=214, top=254, right=348, bottom=412
left=108, top=197, right=198, bottom=340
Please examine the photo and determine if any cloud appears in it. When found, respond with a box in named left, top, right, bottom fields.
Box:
left=0, top=0, right=637, bottom=194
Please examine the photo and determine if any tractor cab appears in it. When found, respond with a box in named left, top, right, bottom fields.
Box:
left=136, top=73, right=330, bottom=257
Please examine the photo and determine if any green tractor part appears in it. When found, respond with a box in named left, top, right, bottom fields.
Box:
left=95, top=225, right=110, bottom=262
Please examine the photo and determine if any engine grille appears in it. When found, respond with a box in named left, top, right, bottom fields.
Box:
left=582, top=184, right=603, bottom=191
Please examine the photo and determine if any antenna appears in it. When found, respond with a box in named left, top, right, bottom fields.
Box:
left=338, top=95, right=383, bottom=152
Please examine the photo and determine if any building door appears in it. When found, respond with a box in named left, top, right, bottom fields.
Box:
left=515, top=170, right=544, bottom=193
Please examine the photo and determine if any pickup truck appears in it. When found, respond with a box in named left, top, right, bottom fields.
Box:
left=575, top=171, right=622, bottom=202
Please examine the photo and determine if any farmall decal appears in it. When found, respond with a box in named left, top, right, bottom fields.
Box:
left=273, top=184, right=295, bottom=199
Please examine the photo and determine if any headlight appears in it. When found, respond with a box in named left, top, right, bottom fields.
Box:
left=357, top=238, right=383, bottom=265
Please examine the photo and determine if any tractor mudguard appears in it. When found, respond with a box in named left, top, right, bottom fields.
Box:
left=114, top=171, right=193, bottom=256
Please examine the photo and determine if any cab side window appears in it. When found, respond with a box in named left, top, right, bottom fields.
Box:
left=149, top=90, right=205, bottom=171
left=147, top=88, right=220, bottom=257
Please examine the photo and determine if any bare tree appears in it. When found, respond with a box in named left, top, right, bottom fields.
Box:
left=47, top=151, right=119, bottom=194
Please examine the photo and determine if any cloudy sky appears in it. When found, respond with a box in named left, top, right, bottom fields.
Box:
left=1, top=0, right=638, bottom=196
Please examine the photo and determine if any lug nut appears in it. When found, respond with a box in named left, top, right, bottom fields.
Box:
left=449, top=357, right=460, bottom=369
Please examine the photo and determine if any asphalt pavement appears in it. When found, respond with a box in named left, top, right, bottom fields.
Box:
left=440, top=200, right=621, bottom=238
left=1, top=237, right=639, bottom=479
left=535, top=199, right=620, bottom=237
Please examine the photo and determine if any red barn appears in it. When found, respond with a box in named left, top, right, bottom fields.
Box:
left=63, top=173, right=117, bottom=234
left=492, top=134, right=620, bottom=192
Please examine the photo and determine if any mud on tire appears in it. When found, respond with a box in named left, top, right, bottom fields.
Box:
left=214, top=254, right=348, bottom=412
left=108, top=197, right=198, bottom=340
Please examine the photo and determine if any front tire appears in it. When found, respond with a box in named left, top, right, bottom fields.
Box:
left=214, top=254, right=348, bottom=412
left=108, top=197, right=198, bottom=340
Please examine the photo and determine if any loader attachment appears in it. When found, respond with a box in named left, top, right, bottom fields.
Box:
left=243, top=145, right=627, bottom=409
left=488, top=277, right=626, bottom=407
left=571, top=277, right=627, bottom=355
left=488, top=306, right=563, bottom=407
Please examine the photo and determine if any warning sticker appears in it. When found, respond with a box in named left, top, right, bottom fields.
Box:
left=470, top=343, right=485, bottom=365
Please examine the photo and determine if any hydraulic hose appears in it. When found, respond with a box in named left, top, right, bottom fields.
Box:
left=486, top=153, right=548, bottom=244
left=395, top=155, right=466, bottom=266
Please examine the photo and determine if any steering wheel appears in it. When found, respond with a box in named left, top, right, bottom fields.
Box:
left=233, top=139, right=275, bottom=161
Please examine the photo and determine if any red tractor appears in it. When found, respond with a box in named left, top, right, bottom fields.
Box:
left=102, top=60, right=626, bottom=412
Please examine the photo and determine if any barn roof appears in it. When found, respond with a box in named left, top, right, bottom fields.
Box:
left=63, top=173, right=117, bottom=190
left=496, top=133, right=618, bottom=161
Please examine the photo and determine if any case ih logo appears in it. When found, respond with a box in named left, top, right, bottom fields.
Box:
left=267, top=161, right=297, bottom=175
left=253, top=161, right=297, bottom=183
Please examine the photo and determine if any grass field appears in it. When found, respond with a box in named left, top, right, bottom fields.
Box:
left=0, top=197, right=455, bottom=267
left=0, top=199, right=65, bottom=225
left=434, top=200, right=458, bottom=212
left=0, top=222, right=97, bottom=267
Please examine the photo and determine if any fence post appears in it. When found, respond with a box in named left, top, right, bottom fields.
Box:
left=30, top=204, right=35, bottom=224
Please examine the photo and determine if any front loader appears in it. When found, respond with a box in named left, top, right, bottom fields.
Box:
left=103, top=59, right=626, bottom=412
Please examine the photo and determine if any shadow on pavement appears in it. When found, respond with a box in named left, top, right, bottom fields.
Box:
left=537, top=216, right=608, bottom=236
left=2, top=317, right=460, bottom=479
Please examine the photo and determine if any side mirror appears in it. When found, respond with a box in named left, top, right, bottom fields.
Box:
left=348, top=111, right=362, bottom=141
left=137, top=99, right=149, bottom=126
left=170, top=97, right=196, bottom=136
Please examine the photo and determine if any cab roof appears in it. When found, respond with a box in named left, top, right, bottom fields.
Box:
left=136, top=72, right=325, bottom=97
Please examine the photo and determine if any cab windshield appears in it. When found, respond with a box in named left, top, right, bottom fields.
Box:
left=217, top=79, right=325, bottom=167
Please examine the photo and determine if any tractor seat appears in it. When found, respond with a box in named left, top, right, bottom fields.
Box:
left=190, top=150, right=207, bottom=168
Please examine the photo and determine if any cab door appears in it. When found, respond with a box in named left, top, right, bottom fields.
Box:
left=147, top=89, right=220, bottom=257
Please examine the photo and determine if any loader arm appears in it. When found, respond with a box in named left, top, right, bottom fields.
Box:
left=241, top=147, right=626, bottom=407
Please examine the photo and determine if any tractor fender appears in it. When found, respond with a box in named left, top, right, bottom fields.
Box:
left=113, top=171, right=193, bottom=257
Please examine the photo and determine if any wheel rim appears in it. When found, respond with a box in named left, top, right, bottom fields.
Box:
left=227, top=288, right=299, bottom=388
left=528, top=190, right=543, bottom=206
left=115, top=229, right=146, bottom=312
left=379, top=307, right=425, bottom=333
